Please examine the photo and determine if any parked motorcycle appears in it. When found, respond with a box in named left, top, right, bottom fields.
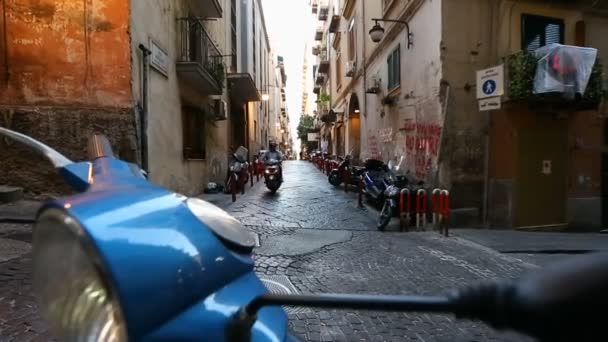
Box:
left=328, top=153, right=366, bottom=187
left=225, top=146, right=249, bottom=194
left=2, top=126, right=607, bottom=342
left=361, top=159, right=391, bottom=205
left=264, top=159, right=282, bottom=193
left=376, top=157, right=424, bottom=231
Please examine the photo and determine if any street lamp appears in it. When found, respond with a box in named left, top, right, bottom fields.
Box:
left=261, top=84, right=281, bottom=101
left=369, top=18, right=413, bottom=49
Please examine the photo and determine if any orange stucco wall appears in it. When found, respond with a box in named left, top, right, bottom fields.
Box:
left=0, top=0, right=132, bottom=107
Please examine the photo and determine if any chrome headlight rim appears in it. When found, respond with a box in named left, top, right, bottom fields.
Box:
left=33, top=207, right=128, bottom=342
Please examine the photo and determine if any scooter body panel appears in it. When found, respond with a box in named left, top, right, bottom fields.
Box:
left=41, top=156, right=289, bottom=341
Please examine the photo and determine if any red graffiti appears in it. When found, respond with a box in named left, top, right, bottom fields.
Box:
left=368, top=135, right=380, bottom=159
left=403, top=123, right=443, bottom=180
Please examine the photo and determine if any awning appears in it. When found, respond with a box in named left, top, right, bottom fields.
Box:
left=330, top=105, right=345, bottom=116
left=227, top=73, right=261, bottom=102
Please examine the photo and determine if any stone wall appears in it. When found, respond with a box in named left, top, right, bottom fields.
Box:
left=0, top=106, right=138, bottom=198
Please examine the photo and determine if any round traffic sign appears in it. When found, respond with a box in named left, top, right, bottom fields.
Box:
left=482, top=80, right=496, bottom=95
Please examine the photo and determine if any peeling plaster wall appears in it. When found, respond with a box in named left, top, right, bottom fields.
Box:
left=0, top=0, right=135, bottom=196
left=0, top=0, right=132, bottom=106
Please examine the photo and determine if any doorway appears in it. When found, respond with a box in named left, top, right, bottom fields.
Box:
left=514, top=115, right=568, bottom=228
left=348, top=93, right=361, bottom=159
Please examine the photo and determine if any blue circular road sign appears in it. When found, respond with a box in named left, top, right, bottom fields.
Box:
left=482, top=80, right=496, bottom=95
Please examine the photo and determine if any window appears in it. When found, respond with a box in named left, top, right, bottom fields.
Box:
left=182, top=107, right=206, bottom=160
left=348, top=18, right=356, bottom=62
left=387, top=45, right=400, bottom=90
left=521, top=14, right=564, bottom=52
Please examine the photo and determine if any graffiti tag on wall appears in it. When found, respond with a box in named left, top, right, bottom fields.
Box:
left=367, top=133, right=380, bottom=159
left=401, top=122, right=442, bottom=181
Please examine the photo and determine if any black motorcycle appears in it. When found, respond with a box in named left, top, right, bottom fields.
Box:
left=328, top=155, right=366, bottom=187
left=264, top=159, right=282, bottom=193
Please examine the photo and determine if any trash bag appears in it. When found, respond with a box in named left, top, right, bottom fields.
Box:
left=204, top=182, right=219, bottom=194
left=533, top=44, right=598, bottom=99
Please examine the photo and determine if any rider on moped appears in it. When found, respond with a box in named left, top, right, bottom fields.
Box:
left=262, top=140, right=283, bottom=181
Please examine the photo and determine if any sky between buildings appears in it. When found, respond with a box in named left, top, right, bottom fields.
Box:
left=262, top=0, right=314, bottom=154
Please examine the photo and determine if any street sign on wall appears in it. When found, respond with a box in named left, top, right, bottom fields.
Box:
left=150, top=39, right=169, bottom=77
left=307, top=133, right=319, bottom=141
left=478, top=97, right=501, bottom=111
left=476, top=65, right=504, bottom=99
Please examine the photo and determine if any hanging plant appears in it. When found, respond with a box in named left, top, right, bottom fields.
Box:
left=318, top=92, right=331, bottom=104
left=207, top=61, right=225, bottom=86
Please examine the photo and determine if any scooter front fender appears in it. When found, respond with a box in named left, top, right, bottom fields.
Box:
left=143, top=271, right=290, bottom=342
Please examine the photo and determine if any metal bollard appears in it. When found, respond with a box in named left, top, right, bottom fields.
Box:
left=230, top=172, right=237, bottom=202
left=357, top=177, right=364, bottom=208
left=344, top=168, right=351, bottom=193
left=399, top=188, right=411, bottom=231
left=440, top=190, right=450, bottom=237
left=416, top=189, right=427, bottom=230
left=249, top=164, right=254, bottom=187
left=431, top=188, right=441, bottom=227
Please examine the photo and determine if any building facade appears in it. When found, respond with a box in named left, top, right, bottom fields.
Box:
left=311, top=0, right=608, bottom=230
left=0, top=0, right=283, bottom=197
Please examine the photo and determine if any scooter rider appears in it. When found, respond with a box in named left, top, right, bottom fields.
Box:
left=263, top=140, right=283, bottom=181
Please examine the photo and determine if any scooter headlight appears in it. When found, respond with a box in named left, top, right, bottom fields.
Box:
left=33, top=208, right=127, bottom=342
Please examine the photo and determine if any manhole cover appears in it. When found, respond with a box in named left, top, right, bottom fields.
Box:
left=259, top=275, right=309, bottom=314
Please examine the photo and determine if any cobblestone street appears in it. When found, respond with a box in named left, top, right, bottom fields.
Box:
left=227, top=161, right=537, bottom=342
left=0, top=161, right=596, bottom=341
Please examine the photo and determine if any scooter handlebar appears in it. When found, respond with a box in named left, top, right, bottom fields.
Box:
left=231, top=252, right=608, bottom=342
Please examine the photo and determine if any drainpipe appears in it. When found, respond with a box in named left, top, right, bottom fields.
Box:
left=361, top=1, right=367, bottom=160
left=482, top=110, right=491, bottom=227
left=138, top=44, right=151, bottom=173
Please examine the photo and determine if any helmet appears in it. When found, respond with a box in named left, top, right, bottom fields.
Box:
left=269, top=140, right=277, bottom=149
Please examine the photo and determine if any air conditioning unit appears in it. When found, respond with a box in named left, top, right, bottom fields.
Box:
left=346, top=61, right=356, bottom=77
left=366, top=75, right=381, bottom=94
left=209, top=97, right=227, bottom=121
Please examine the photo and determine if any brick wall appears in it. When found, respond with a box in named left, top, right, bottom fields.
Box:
left=0, top=106, right=138, bottom=198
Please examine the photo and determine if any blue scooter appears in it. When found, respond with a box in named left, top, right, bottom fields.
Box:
left=361, top=159, right=391, bottom=206
left=2, top=127, right=607, bottom=342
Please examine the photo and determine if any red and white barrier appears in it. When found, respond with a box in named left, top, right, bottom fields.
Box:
left=416, top=189, right=427, bottom=229
left=439, top=190, right=450, bottom=236
left=431, top=188, right=441, bottom=226
left=399, top=188, right=411, bottom=231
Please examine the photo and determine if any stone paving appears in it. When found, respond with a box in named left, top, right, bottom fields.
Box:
left=228, top=162, right=540, bottom=342
left=0, top=160, right=581, bottom=341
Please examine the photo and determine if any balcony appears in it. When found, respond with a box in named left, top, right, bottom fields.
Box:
left=329, top=15, right=341, bottom=33
left=315, top=28, right=323, bottom=41
left=176, top=19, right=223, bottom=95
left=315, top=72, right=327, bottom=85
left=312, top=0, right=318, bottom=14
left=190, top=0, right=223, bottom=18
left=318, top=51, right=330, bottom=74
left=318, top=6, right=329, bottom=21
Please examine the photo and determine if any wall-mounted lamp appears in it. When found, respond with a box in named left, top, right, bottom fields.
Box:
left=369, top=18, right=413, bottom=49
left=261, top=94, right=270, bottom=101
